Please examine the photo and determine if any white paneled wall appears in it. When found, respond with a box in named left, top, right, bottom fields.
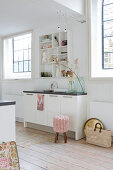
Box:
left=89, top=101, right=113, bottom=135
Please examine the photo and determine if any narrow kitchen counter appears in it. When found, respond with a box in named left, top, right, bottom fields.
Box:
left=0, top=100, right=16, bottom=106
left=23, top=90, right=87, bottom=96
left=0, top=100, right=16, bottom=143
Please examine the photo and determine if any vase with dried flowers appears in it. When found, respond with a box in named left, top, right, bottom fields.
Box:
left=59, top=58, right=85, bottom=93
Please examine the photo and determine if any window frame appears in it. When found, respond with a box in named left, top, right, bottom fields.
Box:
left=12, top=34, right=31, bottom=73
left=102, top=0, right=104, bottom=69
left=102, top=0, right=113, bottom=69
left=2, top=30, right=33, bottom=80
left=88, top=0, right=113, bottom=80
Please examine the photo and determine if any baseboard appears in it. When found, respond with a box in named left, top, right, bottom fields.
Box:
left=27, top=122, right=75, bottom=139
left=16, top=117, right=24, bottom=123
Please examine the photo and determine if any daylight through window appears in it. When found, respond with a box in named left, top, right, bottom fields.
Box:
left=102, top=0, right=113, bottom=69
left=3, top=32, right=32, bottom=79
left=13, top=33, right=31, bottom=73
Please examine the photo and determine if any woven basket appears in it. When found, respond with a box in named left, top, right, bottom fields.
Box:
left=86, top=123, right=112, bottom=148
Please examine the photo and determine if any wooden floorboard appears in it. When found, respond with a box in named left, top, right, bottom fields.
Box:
left=16, top=122, right=113, bottom=170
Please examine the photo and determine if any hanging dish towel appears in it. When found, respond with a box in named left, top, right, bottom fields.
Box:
left=37, top=94, right=44, bottom=111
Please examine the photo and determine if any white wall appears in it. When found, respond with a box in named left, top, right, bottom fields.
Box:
left=54, top=0, right=85, bottom=16
left=0, top=17, right=113, bottom=125
left=0, top=83, right=2, bottom=99
left=0, top=1, right=113, bottom=130
left=0, top=21, right=87, bottom=120
left=1, top=14, right=113, bottom=123
left=0, top=38, right=2, bottom=99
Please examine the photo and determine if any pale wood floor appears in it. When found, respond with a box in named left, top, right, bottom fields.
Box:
left=16, top=122, right=113, bottom=170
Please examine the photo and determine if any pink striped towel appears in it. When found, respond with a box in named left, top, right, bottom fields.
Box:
left=37, top=94, right=44, bottom=111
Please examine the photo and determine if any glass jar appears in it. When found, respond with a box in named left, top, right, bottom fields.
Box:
left=68, top=78, right=76, bottom=93
left=68, top=77, right=85, bottom=93
left=74, top=77, right=85, bottom=93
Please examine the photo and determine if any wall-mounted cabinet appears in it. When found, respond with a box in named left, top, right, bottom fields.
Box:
left=39, top=31, right=72, bottom=78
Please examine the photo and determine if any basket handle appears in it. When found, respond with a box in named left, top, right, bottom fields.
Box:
left=94, top=123, right=102, bottom=133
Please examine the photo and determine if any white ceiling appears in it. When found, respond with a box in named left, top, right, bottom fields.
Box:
left=54, top=0, right=84, bottom=15
left=0, top=0, right=82, bottom=37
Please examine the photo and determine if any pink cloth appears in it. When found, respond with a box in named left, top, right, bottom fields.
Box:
left=37, top=94, right=44, bottom=111
left=53, top=115, right=69, bottom=133
left=0, top=157, right=11, bottom=169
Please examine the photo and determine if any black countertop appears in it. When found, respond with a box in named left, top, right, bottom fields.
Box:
left=23, top=90, right=87, bottom=96
left=0, top=100, right=16, bottom=106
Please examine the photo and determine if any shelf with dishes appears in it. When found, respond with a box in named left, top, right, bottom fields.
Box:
left=40, top=40, right=52, bottom=44
left=41, top=53, right=68, bottom=65
left=40, top=65, right=73, bottom=78
left=39, top=31, right=72, bottom=78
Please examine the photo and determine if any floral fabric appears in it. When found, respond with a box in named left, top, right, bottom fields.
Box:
left=0, top=141, right=20, bottom=170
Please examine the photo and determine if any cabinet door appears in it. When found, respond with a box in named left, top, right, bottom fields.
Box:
left=0, top=105, right=15, bottom=142
left=36, top=94, right=48, bottom=126
left=47, top=94, right=61, bottom=127
left=24, top=93, right=36, bottom=123
left=61, top=95, right=76, bottom=131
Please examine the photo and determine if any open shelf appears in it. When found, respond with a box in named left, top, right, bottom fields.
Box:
left=39, top=31, right=71, bottom=78
left=40, top=41, right=52, bottom=44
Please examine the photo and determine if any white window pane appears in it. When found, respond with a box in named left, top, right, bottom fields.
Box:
left=29, top=49, right=31, bottom=59
left=104, top=37, right=113, bottom=52
left=24, top=50, right=28, bottom=60
left=22, top=33, right=31, bottom=39
left=104, top=4, right=113, bottom=21
left=104, top=21, right=113, bottom=37
left=24, top=61, right=28, bottom=72
left=14, top=35, right=23, bottom=41
left=29, top=61, right=31, bottom=71
left=19, top=62, right=23, bottom=72
left=103, top=1, right=113, bottom=69
left=4, top=33, right=32, bottom=79
left=104, top=57, right=109, bottom=63
left=14, top=62, right=18, bottom=72
left=23, top=38, right=28, bottom=49
left=14, top=41, right=19, bottom=51
left=18, top=39, right=23, bottom=50
left=104, top=53, right=113, bottom=68
left=18, top=51, right=23, bottom=61
left=14, top=39, right=23, bottom=51
left=28, top=37, right=31, bottom=48
left=14, top=52, right=18, bottom=61
left=104, top=0, right=113, bottom=5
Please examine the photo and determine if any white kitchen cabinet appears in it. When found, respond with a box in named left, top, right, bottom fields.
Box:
left=47, top=94, right=61, bottom=127
left=0, top=102, right=15, bottom=143
left=74, top=96, right=87, bottom=140
left=24, top=93, right=37, bottom=125
left=60, top=95, right=77, bottom=131
left=36, top=94, right=48, bottom=126
left=60, top=95, right=87, bottom=140
left=24, top=92, right=87, bottom=140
